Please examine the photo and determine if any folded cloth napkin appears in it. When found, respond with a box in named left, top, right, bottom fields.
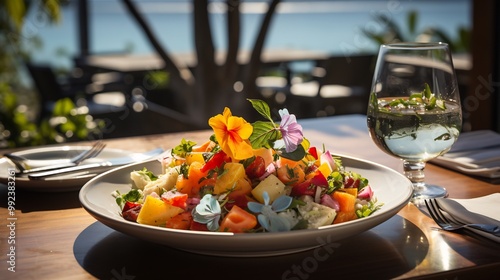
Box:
left=436, top=193, right=500, bottom=242
left=431, top=130, right=500, bottom=178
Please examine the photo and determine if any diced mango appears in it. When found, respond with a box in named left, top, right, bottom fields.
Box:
left=185, top=152, right=205, bottom=165
left=317, top=162, right=332, bottom=178
left=137, top=195, right=184, bottom=226
left=251, top=174, right=286, bottom=204
left=227, top=178, right=253, bottom=200
left=214, top=163, right=246, bottom=194
left=343, top=188, right=358, bottom=197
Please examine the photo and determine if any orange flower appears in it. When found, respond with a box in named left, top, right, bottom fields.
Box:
left=209, top=107, right=254, bottom=160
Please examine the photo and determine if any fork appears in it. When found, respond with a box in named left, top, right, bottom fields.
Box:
left=5, top=141, right=106, bottom=174
left=424, top=199, right=500, bottom=237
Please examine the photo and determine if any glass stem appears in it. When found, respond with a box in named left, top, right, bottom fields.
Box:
left=403, top=160, right=426, bottom=190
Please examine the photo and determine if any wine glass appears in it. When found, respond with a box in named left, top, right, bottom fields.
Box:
left=367, top=42, right=462, bottom=202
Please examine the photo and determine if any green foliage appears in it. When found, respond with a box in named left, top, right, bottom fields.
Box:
left=0, top=0, right=65, bottom=85
left=144, top=71, right=170, bottom=90
left=247, top=99, right=306, bottom=160
left=0, top=82, right=103, bottom=148
left=363, top=10, right=470, bottom=53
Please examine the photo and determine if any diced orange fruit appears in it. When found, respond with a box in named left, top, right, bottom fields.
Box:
left=333, top=211, right=358, bottom=224
left=332, top=191, right=357, bottom=224
left=344, top=188, right=358, bottom=197
left=276, top=164, right=306, bottom=186
left=219, top=205, right=257, bottom=233
left=332, top=191, right=356, bottom=213
left=279, top=157, right=306, bottom=170
left=176, top=161, right=209, bottom=196
left=253, top=147, right=274, bottom=167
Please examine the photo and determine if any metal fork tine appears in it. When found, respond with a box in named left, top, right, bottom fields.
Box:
left=71, top=142, right=105, bottom=165
left=424, top=199, right=441, bottom=223
left=433, top=201, right=465, bottom=225
left=430, top=199, right=452, bottom=224
left=71, top=141, right=102, bottom=164
left=425, top=199, right=454, bottom=227
left=77, top=142, right=106, bottom=163
left=425, top=198, right=500, bottom=236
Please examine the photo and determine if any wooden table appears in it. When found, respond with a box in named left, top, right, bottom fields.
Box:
left=1, top=114, right=499, bottom=279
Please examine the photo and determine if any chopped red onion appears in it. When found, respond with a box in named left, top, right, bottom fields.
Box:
left=320, top=150, right=336, bottom=171
left=357, top=185, right=374, bottom=200
left=321, top=194, right=340, bottom=211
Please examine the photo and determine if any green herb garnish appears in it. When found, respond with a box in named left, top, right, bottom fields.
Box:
left=172, top=138, right=196, bottom=158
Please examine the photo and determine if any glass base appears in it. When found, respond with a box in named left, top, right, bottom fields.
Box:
left=411, top=184, right=448, bottom=204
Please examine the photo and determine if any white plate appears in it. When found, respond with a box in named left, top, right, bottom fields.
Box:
left=0, top=146, right=134, bottom=192
left=79, top=155, right=413, bottom=257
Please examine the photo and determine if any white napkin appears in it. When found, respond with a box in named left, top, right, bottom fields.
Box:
left=431, top=130, right=500, bottom=178
left=436, top=194, right=500, bottom=242
left=452, top=193, right=500, bottom=222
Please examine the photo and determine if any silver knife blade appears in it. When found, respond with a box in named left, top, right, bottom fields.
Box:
left=28, top=148, right=164, bottom=180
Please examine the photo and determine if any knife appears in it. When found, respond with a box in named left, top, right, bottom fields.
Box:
left=28, top=148, right=164, bottom=179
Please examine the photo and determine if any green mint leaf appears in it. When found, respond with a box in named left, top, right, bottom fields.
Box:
left=423, top=83, right=432, bottom=99
left=436, top=99, right=446, bottom=110
left=277, top=144, right=306, bottom=161
left=248, top=99, right=273, bottom=123
left=172, top=138, right=196, bottom=157
left=425, top=95, right=437, bottom=110
left=249, top=121, right=280, bottom=149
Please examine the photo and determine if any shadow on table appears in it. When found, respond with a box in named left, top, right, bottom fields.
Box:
left=74, top=215, right=428, bottom=280
left=0, top=184, right=81, bottom=212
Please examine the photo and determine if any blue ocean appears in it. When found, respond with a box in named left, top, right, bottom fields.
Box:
left=26, top=0, right=471, bottom=69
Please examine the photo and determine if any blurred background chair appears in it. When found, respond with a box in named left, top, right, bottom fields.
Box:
left=25, top=62, right=127, bottom=120
left=285, top=54, right=376, bottom=118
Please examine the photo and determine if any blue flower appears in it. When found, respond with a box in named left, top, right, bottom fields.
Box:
left=247, top=191, right=295, bottom=232
left=192, top=194, right=221, bottom=231
left=278, top=109, right=303, bottom=153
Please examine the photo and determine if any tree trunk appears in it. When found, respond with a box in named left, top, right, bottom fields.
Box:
left=121, top=0, right=281, bottom=126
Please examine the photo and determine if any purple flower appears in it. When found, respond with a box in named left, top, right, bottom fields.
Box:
left=278, top=109, right=303, bottom=152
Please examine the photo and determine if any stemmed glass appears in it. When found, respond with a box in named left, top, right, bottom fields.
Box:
left=367, top=42, right=462, bottom=202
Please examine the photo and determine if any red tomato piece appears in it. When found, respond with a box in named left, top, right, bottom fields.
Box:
left=165, top=212, right=193, bottom=230
left=344, top=175, right=360, bottom=189
left=290, top=170, right=328, bottom=196
left=122, top=202, right=142, bottom=222
left=122, top=201, right=141, bottom=212
left=161, top=191, right=188, bottom=209
left=201, top=151, right=229, bottom=173
left=308, top=147, right=319, bottom=160
left=224, top=194, right=251, bottom=211
left=245, top=156, right=266, bottom=179
left=190, top=220, right=210, bottom=231
left=219, top=205, right=257, bottom=233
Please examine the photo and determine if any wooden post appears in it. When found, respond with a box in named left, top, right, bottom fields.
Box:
left=77, top=0, right=89, bottom=57
left=466, top=0, right=499, bottom=131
